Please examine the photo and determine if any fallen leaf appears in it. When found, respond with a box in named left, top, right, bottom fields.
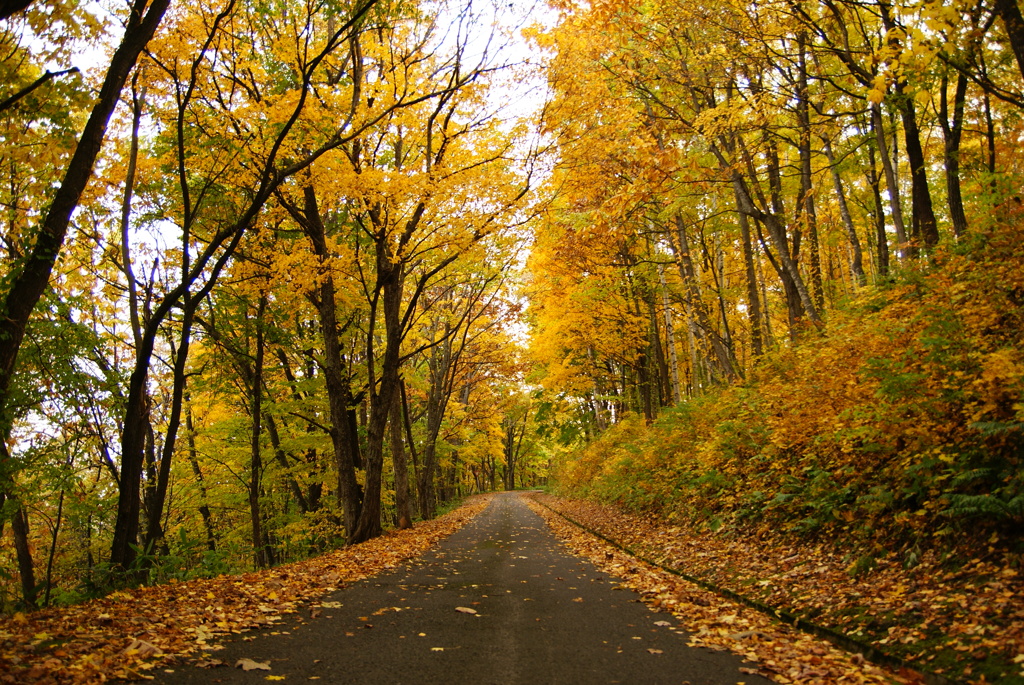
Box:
left=236, top=658, right=272, bottom=671
left=123, top=639, right=163, bottom=658
left=455, top=607, right=477, bottom=614
left=195, top=659, right=226, bottom=668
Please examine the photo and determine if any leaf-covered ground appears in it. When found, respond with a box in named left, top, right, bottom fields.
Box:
left=0, top=496, right=491, bottom=684
left=527, top=493, right=1024, bottom=684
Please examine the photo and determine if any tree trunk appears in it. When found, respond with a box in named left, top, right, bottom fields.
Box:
left=994, top=0, right=1024, bottom=83
left=293, top=187, right=363, bottom=537
left=822, top=138, right=866, bottom=286
left=185, top=404, right=217, bottom=551
left=657, top=265, right=683, bottom=402
left=668, top=215, right=739, bottom=380
left=44, top=489, right=64, bottom=606
left=647, top=292, right=670, bottom=407
left=734, top=194, right=764, bottom=358
left=142, top=298, right=197, bottom=557
left=249, top=295, right=270, bottom=569
left=390, top=392, right=413, bottom=529
left=940, top=70, right=969, bottom=238
left=726, top=167, right=823, bottom=329
left=865, top=141, right=890, bottom=279
left=12, top=503, right=36, bottom=608
left=265, top=413, right=311, bottom=514
left=871, top=103, right=909, bottom=256
left=0, top=0, right=170, bottom=478
left=796, top=33, right=824, bottom=310
left=896, top=89, right=940, bottom=249
left=350, top=235, right=408, bottom=544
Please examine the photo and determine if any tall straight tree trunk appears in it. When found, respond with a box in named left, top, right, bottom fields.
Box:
left=668, top=215, right=738, bottom=380
left=142, top=297, right=197, bottom=557
left=657, top=265, right=682, bottom=402
left=865, top=141, right=890, bottom=279
left=796, top=33, right=824, bottom=310
left=11, top=504, right=36, bottom=607
left=871, top=103, right=908, bottom=257
left=877, top=1, right=939, bottom=250
left=734, top=193, right=764, bottom=358
left=984, top=90, right=996, bottom=177
left=822, top=138, right=866, bottom=286
left=940, top=70, right=969, bottom=238
left=417, top=334, right=451, bottom=519
left=350, top=281, right=401, bottom=543
left=265, top=413, right=311, bottom=514
left=185, top=403, right=217, bottom=551
left=249, top=296, right=271, bottom=569
left=400, top=379, right=421, bottom=509
left=736, top=134, right=807, bottom=330
left=647, top=292, right=670, bottom=406
left=897, top=90, right=940, bottom=249
left=722, top=157, right=822, bottom=330
left=390, top=395, right=413, bottom=529
left=43, top=489, right=65, bottom=606
left=289, top=187, right=363, bottom=536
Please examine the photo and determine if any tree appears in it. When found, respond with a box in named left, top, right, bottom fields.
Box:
left=0, top=0, right=170, bottom=601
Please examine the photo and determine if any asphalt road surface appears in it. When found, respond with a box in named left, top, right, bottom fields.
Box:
left=158, top=492, right=771, bottom=684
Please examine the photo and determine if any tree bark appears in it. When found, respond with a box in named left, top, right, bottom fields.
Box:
left=185, top=403, right=217, bottom=551
left=141, top=298, right=196, bottom=557
left=734, top=192, right=764, bottom=358
left=249, top=296, right=271, bottom=569
left=668, top=215, right=739, bottom=380
left=723, top=160, right=823, bottom=330
left=871, top=103, right=909, bottom=257
left=864, top=140, right=890, bottom=279
left=265, top=413, right=311, bottom=514
left=796, top=33, right=824, bottom=311
left=897, top=90, right=940, bottom=249
left=940, top=70, right=969, bottom=238
left=657, top=265, right=683, bottom=402
left=821, top=138, right=867, bottom=286
left=291, top=186, right=363, bottom=537
left=349, top=244, right=406, bottom=544
left=994, top=0, right=1024, bottom=83
left=390, top=388, right=413, bottom=529
left=12, top=503, right=36, bottom=608
left=417, top=335, right=450, bottom=520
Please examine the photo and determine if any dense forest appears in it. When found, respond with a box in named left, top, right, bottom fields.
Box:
left=1, top=0, right=1022, bottom=634
left=529, top=0, right=1024, bottom=554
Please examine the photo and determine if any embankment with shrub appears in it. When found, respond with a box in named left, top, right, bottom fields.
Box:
left=553, top=221, right=1024, bottom=565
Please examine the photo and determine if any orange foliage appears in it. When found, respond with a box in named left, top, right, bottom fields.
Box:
left=554, top=218, right=1024, bottom=547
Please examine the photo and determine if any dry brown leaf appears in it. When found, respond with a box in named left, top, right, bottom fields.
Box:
left=236, top=658, right=271, bottom=671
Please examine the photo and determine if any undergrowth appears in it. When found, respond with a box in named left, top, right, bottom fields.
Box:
left=553, top=220, right=1024, bottom=562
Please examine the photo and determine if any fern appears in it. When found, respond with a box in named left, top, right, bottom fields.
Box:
left=943, top=492, right=1024, bottom=522
left=949, top=467, right=995, bottom=489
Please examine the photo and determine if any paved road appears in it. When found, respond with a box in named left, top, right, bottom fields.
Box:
left=159, top=493, right=770, bottom=684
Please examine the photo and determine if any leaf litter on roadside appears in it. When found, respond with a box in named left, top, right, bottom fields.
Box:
left=528, top=494, right=1024, bottom=683
left=0, top=495, right=491, bottom=684
left=525, top=494, right=925, bottom=685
